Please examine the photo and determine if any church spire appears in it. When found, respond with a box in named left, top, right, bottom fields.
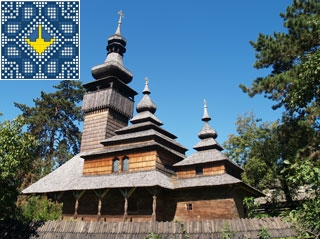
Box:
left=202, top=99, right=211, bottom=122
left=198, top=99, right=217, bottom=139
left=81, top=11, right=136, bottom=152
left=115, top=10, right=123, bottom=35
left=193, top=100, right=223, bottom=151
left=131, top=77, right=163, bottom=126
left=91, top=10, right=133, bottom=84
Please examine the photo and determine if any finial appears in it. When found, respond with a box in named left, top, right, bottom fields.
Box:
left=202, top=99, right=211, bottom=121
left=115, top=10, right=124, bottom=35
left=143, top=77, right=151, bottom=94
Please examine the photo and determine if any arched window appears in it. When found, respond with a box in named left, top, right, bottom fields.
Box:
left=112, top=158, right=119, bottom=172
left=122, top=156, right=129, bottom=171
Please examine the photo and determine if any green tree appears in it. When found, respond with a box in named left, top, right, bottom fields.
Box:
left=0, top=117, right=37, bottom=220
left=15, top=80, right=85, bottom=182
left=224, top=113, right=279, bottom=190
left=240, top=0, right=320, bottom=128
left=238, top=0, right=320, bottom=233
left=224, top=113, right=317, bottom=214
left=18, top=195, right=62, bottom=222
left=284, top=142, right=320, bottom=238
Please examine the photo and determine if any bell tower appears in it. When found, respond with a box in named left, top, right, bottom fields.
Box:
left=80, top=11, right=137, bottom=152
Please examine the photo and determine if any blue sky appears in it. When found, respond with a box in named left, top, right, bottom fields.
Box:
left=0, top=0, right=292, bottom=155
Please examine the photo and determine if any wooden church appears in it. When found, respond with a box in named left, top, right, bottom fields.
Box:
left=22, top=12, right=263, bottom=222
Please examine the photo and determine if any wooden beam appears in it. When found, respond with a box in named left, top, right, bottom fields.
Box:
left=119, top=188, right=136, bottom=220
left=152, top=195, right=157, bottom=222
left=94, top=189, right=110, bottom=220
left=147, top=188, right=159, bottom=222
left=72, top=190, right=85, bottom=219
left=120, top=188, right=136, bottom=198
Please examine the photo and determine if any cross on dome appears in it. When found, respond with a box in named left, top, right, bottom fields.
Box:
left=115, top=10, right=124, bottom=35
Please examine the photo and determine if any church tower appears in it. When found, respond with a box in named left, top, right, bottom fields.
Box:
left=80, top=11, right=137, bottom=152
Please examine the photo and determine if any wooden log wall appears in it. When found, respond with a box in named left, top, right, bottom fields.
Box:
left=175, top=199, right=239, bottom=221
left=176, top=162, right=226, bottom=178
left=82, top=88, right=134, bottom=118
left=83, top=151, right=157, bottom=175
left=80, top=87, right=134, bottom=152
left=167, top=186, right=247, bottom=221
left=81, top=110, right=111, bottom=152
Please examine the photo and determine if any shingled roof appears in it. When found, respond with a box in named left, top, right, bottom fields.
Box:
left=174, top=100, right=243, bottom=172
left=22, top=85, right=262, bottom=197
left=22, top=152, right=255, bottom=194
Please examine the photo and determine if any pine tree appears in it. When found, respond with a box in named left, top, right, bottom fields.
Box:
left=240, top=0, right=320, bottom=128
left=15, top=80, right=85, bottom=183
left=237, top=0, right=320, bottom=234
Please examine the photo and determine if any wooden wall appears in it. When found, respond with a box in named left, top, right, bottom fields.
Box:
left=81, top=109, right=129, bottom=152
left=56, top=185, right=247, bottom=222
left=175, top=199, right=238, bottom=221
left=83, top=151, right=157, bottom=175
left=176, top=162, right=226, bottom=178
left=81, top=110, right=110, bottom=152
left=165, top=186, right=246, bottom=221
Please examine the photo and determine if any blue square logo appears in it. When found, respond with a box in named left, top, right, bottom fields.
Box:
left=1, top=0, right=80, bottom=80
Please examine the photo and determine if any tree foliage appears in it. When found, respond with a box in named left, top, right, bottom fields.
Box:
left=284, top=142, right=320, bottom=238
left=224, top=113, right=317, bottom=213
left=0, top=117, right=37, bottom=220
left=15, top=80, right=85, bottom=181
left=235, top=0, right=320, bottom=234
left=223, top=113, right=278, bottom=190
left=18, top=195, right=62, bottom=222
left=240, top=0, right=320, bottom=128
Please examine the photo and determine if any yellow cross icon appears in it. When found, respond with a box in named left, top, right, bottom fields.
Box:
left=26, top=25, right=55, bottom=55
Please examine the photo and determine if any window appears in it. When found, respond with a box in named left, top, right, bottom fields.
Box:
left=112, top=158, right=119, bottom=172
left=122, top=156, right=129, bottom=171
left=186, top=203, right=193, bottom=211
left=196, top=166, right=203, bottom=175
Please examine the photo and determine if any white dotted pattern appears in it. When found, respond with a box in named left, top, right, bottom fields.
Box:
left=1, top=1, right=79, bottom=80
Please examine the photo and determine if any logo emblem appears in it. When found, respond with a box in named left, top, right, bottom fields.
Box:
left=1, top=1, right=80, bottom=80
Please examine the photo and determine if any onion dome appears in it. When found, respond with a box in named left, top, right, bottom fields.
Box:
left=91, top=10, right=133, bottom=84
left=136, top=77, right=157, bottom=114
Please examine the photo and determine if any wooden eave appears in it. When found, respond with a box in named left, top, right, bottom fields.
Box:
left=114, top=121, right=177, bottom=139
left=100, top=129, right=187, bottom=154
left=174, top=174, right=264, bottom=197
left=238, top=182, right=265, bottom=197
left=83, top=76, right=137, bottom=98
left=82, top=140, right=186, bottom=161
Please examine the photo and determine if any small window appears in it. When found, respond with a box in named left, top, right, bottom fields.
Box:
left=186, top=203, right=193, bottom=211
left=112, top=158, right=119, bottom=172
left=196, top=166, right=203, bottom=175
left=122, top=157, right=129, bottom=171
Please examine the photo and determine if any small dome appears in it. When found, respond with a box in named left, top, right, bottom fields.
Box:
left=136, top=77, right=157, bottom=114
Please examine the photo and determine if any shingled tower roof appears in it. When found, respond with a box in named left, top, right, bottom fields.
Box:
left=194, top=99, right=223, bottom=151
left=90, top=78, right=187, bottom=160
left=90, top=10, right=133, bottom=84
left=174, top=101, right=242, bottom=173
